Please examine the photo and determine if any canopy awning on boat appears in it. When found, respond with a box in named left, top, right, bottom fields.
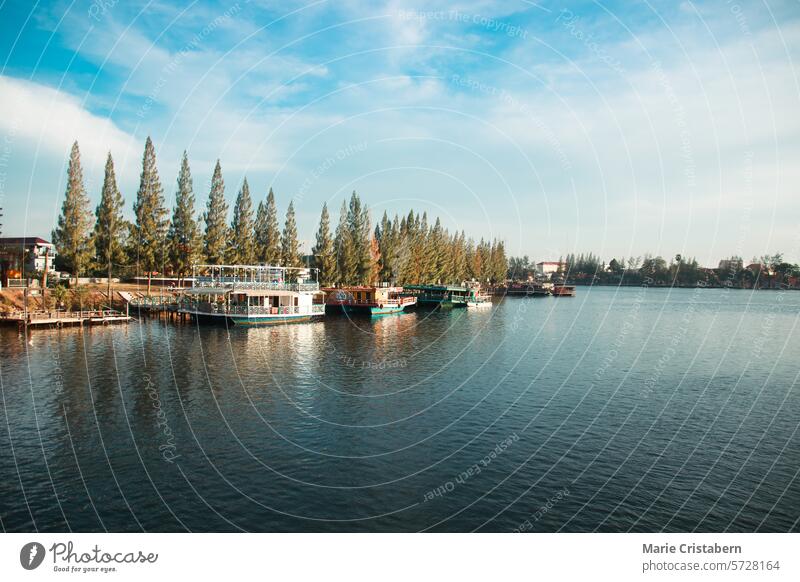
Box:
left=231, top=289, right=322, bottom=297
left=229, top=289, right=309, bottom=297
left=183, top=287, right=231, bottom=295
left=403, top=284, right=469, bottom=292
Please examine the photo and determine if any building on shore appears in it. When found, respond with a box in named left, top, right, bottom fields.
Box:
left=535, top=261, right=566, bottom=279
left=0, top=237, right=57, bottom=287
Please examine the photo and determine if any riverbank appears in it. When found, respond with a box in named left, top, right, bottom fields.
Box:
left=0, top=283, right=180, bottom=316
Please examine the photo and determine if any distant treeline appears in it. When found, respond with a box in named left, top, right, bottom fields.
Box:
left=50, top=139, right=508, bottom=292
left=508, top=253, right=800, bottom=288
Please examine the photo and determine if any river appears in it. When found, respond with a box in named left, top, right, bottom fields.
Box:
left=1, top=286, right=798, bottom=532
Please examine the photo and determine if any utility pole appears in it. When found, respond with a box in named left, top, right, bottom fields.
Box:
left=41, top=247, right=49, bottom=310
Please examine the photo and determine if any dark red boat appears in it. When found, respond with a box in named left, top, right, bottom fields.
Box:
left=551, top=284, right=576, bottom=297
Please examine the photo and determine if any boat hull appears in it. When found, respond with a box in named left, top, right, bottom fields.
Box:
left=415, top=298, right=466, bottom=308
left=342, top=304, right=409, bottom=316
left=503, top=288, right=550, bottom=297
left=551, top=286, right=576, bottom=297
left=229, top=314, right=322, bottom=325
left=182, top=311, right=323, bottom=325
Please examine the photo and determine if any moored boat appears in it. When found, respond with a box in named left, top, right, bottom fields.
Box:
left=466, top=285, right=492, bottom=308
left=323, top=285, right=416, bottom=316
left=502, top=282, right=551, bottom=297
left=178, top=264, right=325, bottom=325
left=551, top=284, right=576, bottom=297
left=466, top=295, right=492, bottom=308
left=400, top=284, right=471, bottom=307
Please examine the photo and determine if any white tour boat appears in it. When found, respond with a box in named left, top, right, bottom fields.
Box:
left=178, top=264, right=325, bottom=325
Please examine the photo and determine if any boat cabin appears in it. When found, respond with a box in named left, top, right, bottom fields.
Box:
left=401, top=284, right=471, bottom=306
left=179, top=264, right=324, bottom=323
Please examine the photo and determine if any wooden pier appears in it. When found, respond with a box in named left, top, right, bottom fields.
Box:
left=0, top=309, right=133, bottom=329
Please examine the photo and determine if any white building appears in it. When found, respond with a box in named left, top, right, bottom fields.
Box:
left=535, top=261, right=566, bottom=278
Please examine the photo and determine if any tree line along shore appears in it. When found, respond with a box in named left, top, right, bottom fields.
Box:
left=508, top=252, right=799, bottom=289
left=30, top=137, right=799, bottom=299
left=50, top=138, right=508, bottom=295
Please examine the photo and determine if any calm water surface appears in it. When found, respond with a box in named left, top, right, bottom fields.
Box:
left=1, top=287, right=799, bottom=532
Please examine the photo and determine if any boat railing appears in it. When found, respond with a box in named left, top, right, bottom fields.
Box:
left=129, top=296, right=179, bottom=307
left=238, top=305, right=322, bottom=315
left=193, top=278, right=319, bottom=292
left=179, top=302, right=325, bottom=316
left=384, top=296, right=417, bottom=306
left=329, top=296, right=416, bottom=306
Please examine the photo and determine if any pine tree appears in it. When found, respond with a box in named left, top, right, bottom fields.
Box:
left=492, top=239, right=508, bottom=284
left=346, top=191, right=371, bottom=284
left=450, top=231, right=468, bottom=283
left=93, top=152, right=126, bottom=298
left=254, top=200, right=268, bottom=262
left=376, top=211, right=394, bottom=282
left=475, top=238, right=491, bottom=283
left=312, top=202, right=337, bottom=286
left=466, top=238, right=479, bottom=281
left=401, top=210, right=419, bottom=283
left=414, top=212, right=433, bottom=284
left=52, top=141, right=94, bottom=285
left=369, top=235, right=381, bottom=284
left=229, top=178, right=255, bottom=264
left=203, top=160, right=228, bottom=265
left=357, top=206, right=372, bottom=284
left=132, top=137, right=169, bottom=294
left=281, top=201, right=301, bottom=267
left=166, top=151, right=201, bottom=281
left=256, top=188, right=281, bottom=265
left=391, top=214, right=408, bottom=283
left=335, top=200, right=355, bottom=283
left=429, top=217, right=447, bottom=283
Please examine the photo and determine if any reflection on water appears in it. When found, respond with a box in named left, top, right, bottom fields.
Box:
left=1, top=287, right=799, bottom=531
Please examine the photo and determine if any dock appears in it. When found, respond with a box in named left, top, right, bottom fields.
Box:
left=126, top=294, right=180, bottom=313
left=0, top=309, right=133, bottom=329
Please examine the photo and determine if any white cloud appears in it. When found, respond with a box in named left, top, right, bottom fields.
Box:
left=0, top=75, right=139, bottom=167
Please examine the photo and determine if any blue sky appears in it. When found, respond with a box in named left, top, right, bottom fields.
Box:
left=1, top=0, right=798, bottom=263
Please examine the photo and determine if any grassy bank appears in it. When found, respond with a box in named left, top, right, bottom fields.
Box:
left=0, top=282, right=178, bottom=315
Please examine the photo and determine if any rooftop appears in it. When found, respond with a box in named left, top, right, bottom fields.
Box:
left=404, top=284, right=469, bottom=292
left=0, top=237, right=53, bottom=246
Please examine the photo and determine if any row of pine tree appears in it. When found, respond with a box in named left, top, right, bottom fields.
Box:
left=312, top=198, right=508, bottom=287
left=52, top=138, right=507, bottom=293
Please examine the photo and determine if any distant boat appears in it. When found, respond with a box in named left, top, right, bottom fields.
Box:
left=501, top=282, right=551, bottom=297
left=401, top=284, right=472, bottom=307
left=466, top=294, right=492, bottom=308
left=323, top=285, right=416, bottom=316
left=551, top=284, right=576, bottom=297
left=178, top=264, right=325, bottom=325
left=466, top=285, right=492, bottom=308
